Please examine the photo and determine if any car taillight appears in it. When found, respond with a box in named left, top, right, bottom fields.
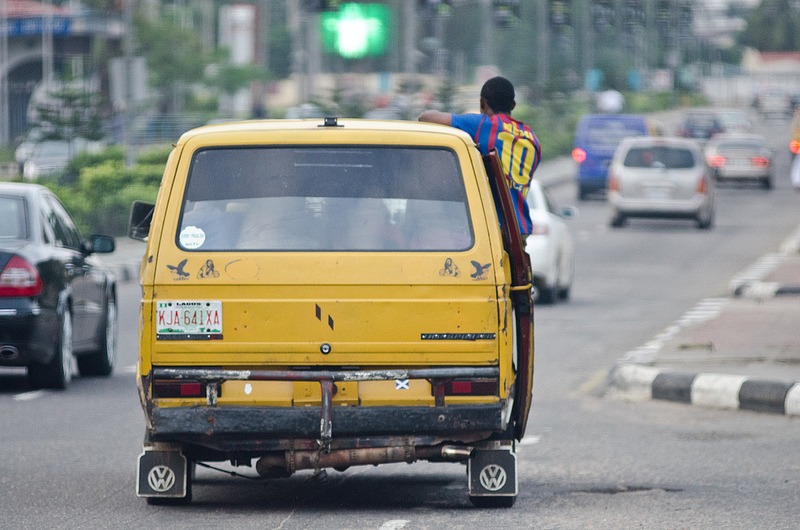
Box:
left=790, top=140, right=800, bottom=154
left=530, top=222, right=550, bottom=236
left=571, top=147, right=586, bottom=164
left=438, top=378, right=498, bottom=396
left=0, top=256, right=42, bottom=297
left=608, top=171, right=619, bottom=192
left=750, top=156, right=770, bottom=168
left=696, top=174, right=708, bottom=194
left=153, top=379, right=211, bottom=398
left=706, top=155, right=726, bottom=167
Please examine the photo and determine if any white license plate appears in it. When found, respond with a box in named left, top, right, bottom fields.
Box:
left=644, top=187, right=671, bottom=200
left=156, top=301, right=222, bottom=338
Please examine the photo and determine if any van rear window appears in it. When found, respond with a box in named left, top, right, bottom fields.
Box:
left=623, top=146, right=696, bottom=169
left=177, top=146, right=473, bottom=251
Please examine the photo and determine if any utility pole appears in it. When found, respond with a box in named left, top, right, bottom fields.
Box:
left=42, top=0, right=54, bottom=91
left=122, top=0, right=135, bottom=167
left=1, top=0, right=9, bottom=145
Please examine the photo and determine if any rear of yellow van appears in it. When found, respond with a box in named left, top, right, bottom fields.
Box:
left=133, top=119, right=530, bottom=507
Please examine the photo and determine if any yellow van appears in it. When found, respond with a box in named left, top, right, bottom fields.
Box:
left=129, top=118, right=534, bottom=507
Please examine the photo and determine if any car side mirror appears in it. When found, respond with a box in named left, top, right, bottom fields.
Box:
left=129, top=200, right=155, bottom=241
left=89, top=234, right=116, bottom=254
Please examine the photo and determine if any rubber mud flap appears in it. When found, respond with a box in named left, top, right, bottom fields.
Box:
left=468, top=448, right=518, bottom=497
left=137, top=450, right=187, bottom=498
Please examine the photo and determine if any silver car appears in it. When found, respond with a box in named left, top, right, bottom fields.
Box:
left=608, top=137, right=714, bottom=229
left=704, top=133, right=773, bottom=189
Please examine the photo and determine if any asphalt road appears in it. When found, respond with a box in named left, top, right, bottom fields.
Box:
left=2, top=111, right=799, bottom=529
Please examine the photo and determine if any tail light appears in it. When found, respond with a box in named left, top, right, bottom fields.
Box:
left=571, top=147, right=587, bottom=164
left=706, top=155, right=726, bottom=168
left=438, top=378, right=498, bottom=396
left=153, top=379, right=212, bottom=398
left=790, top=140, right=800, bottom=155
left=608, top=171, right=620, bottom=192
left=750, top=156, right=770, bottom=168
left=0, top=256, right=43, bottom=297
left=529, top=222, right=550, bottom=236
left=696, top=174, right=708, bottom=194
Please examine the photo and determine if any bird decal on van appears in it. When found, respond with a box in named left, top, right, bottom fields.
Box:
left=470, top=260, right=491, bottom=280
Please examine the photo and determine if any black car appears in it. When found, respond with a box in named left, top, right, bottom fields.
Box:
left=0, top=182, right=117, bottom=389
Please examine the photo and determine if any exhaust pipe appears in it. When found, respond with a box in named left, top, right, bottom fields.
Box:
left=0, top=346, right=19, bottom=361
left=255, top=444, right=472, bottom=478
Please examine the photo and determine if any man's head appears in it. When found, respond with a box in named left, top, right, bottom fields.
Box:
left=480, top=76, right=516, bottom=115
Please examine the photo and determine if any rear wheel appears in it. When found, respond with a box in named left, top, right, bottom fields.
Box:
left=78, top=296, right=117, bottom=376
left=470, top=495, right=516, bottom=508
left=28, top=307, right=73, bottom=389
left=536, top=281, right=557, bottom=305
left=610, top=212, right=626, bottom=228
left=761, top=176, right=772, bottom=190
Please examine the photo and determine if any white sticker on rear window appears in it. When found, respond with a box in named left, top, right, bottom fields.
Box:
left=179, top=226, right=206, bottom=249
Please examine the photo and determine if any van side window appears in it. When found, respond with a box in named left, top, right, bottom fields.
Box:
left=178, top=146, right=474, bottom=252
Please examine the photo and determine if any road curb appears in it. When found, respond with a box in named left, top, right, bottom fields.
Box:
left=608, top=364, right=800, bottom=417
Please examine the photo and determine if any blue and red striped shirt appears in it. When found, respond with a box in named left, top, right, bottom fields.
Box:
left=450, top=113, right=541, bottom=235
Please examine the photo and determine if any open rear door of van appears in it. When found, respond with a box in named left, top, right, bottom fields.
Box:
left=482, top=151, right=534, bottom=441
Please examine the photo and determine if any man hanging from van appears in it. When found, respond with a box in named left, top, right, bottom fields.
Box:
left=418, top=76, right=542, bottom=238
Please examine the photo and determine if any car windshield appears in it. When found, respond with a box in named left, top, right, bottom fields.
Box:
left=178, top=146, right=473, bottom=251
left=0, top=196, right=28, bottom=239
left=623, top=146, right=696, bottom=169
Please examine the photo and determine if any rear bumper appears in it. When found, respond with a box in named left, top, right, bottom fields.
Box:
left=609, top=193, right=708, bottom=217
left=0, top=300, right=57, bottom=365
left=144, top=365, right=507, bottom=454
left=150, top=403, right=505, bottom=448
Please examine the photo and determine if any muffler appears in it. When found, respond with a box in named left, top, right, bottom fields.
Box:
left=0, top=346, right=19, bottom=361
left=255, top=445, right=472, bottom=478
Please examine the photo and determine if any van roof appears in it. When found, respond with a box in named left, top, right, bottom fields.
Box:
left=177, top=118, right=472, bottom=145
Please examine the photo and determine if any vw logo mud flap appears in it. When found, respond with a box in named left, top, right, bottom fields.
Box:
left=468, top=448, right=517, bottom=497
left=137, top=450, right=187, bottom=498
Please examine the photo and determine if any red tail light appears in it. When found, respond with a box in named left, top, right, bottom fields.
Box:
left=529, top=222, right=550, bottom=236
left=608, top=171, right=619, bottom=192
left=438, top=378, right=498, bottom=396
left=696, top=174, right=708, bottom=194
left=153, top=380, right=209, bottom=398
left=571, top=147, right=587, bottom=164
left=750, top=156, right=770, bottom=168
left=706, top=155, right=726, bottom=168
left=790, top=140, right=800, bottom=155
left=0, top=256, right=42, bottom=297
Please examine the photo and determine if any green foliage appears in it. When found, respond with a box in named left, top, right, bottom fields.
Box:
left=41, top=147, right=165, bottom=236
left=739, top=0, right=800, bottom=51
left=32, top=86, right=105, bottom=142
left=207, top=62, right=270, bottom=96
left=134, top=8, right=211, bottom=112
left=135, top=145, right=173, bottom=165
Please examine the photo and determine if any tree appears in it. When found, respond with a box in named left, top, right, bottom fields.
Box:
left=134, top=8, right=211, bottom=113
left=32, top=85, right=105, bottom=141
left=738, top=0, right=800, bottom=52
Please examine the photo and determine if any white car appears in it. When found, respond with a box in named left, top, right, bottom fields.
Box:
left=525, top=180, right=577, bottom=304
left=608, top=136, right=714, bottom=229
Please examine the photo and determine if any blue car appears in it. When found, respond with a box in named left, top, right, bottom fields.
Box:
left=573, top=114, right=662, bottom=200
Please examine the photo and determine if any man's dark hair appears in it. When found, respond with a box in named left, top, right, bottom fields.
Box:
left=480, top=76, right=515, bottom=114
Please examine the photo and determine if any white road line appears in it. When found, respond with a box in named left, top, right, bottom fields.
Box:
left=519, top=435, right=541, bottom=446
left=379, top=520, right=410, bottom=530
left=122, top=364, right=138, bottom=374
left=13, top=390, right=48, bottom=401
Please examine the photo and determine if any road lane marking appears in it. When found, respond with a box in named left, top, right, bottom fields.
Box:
left=379, top=521, right=410, bottom=530
left=13, top=390, right=48, bottom=401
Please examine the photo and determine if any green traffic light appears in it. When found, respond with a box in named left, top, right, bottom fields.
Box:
left=321, top=3, right=391, bottom=59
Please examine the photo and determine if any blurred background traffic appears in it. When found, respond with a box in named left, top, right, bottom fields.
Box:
left=0, top=0, right=798, bottom=236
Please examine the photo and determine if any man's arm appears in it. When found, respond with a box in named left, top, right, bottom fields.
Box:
left=418, top=110, right=453, bottom=125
